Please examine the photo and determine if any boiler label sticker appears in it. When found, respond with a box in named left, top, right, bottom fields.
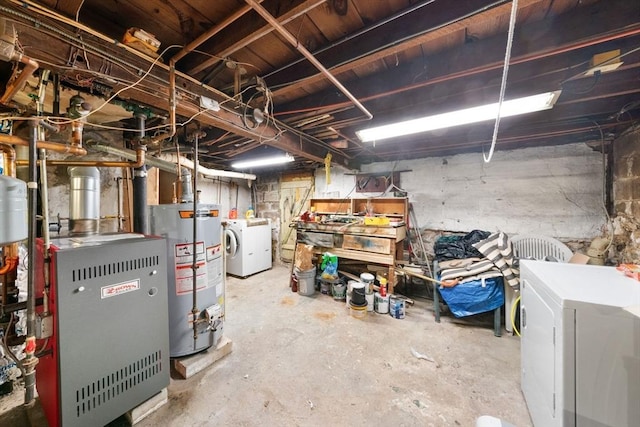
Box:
left=101, top=279, right=140, bottom=299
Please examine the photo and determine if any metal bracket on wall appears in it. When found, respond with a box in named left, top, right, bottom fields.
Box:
left=354, top=172, right=400, bottom=193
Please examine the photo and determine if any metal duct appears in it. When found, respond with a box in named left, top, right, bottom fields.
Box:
left=68, top=166, right=100, bottom=236
left=180, top=169, right=194, bottom=203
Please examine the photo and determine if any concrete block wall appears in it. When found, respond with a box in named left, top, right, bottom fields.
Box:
left=255, top=173, right=281, bottom=261
left=612, top=126, right=640, bottom=263
left=312, top=142, right=611, bottom=264
left=316, top=143, right=607, bottom=242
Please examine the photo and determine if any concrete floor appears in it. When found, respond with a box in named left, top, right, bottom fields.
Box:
left=0, top=263, right=533, bottom=426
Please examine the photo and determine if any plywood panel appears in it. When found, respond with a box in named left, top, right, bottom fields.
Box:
left=342, top=234, right=392, bottom=254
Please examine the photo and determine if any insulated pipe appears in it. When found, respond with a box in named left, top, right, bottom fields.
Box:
left=0, top=134, right=87, bottom=156
left=133, top=114, right=148, bottom=234
left=23, top=120, right=39, bottom=406
left=89, top=144, right=257, bottom=180
left=155, top=153, right=257, bottom=181
left=1, top=142, right=19, bottom=277
left=244, top=0, right=373, bottom=120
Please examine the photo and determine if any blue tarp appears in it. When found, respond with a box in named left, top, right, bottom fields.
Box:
left=438, top=276, right=505, bottom=318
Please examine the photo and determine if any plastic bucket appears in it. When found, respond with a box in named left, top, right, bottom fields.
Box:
left=365, top=293, right=374, bottom=312
left=332, top=281, right=346, bottom=300
left=346, top=280, right=359, bottom=307
left=351, top=283, right=366, bottom=305
left=295, top=266, right=316, bottom=296
left=349, top=301, right=367, bottom=319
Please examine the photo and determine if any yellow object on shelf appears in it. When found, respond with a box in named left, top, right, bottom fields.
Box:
left=122, top=28, right=161, bottom=57
left=364, top=216, right=390, bottom=226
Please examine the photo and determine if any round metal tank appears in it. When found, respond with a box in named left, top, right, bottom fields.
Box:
left=0, top=175, right=27, bottom=245
left=68, top=166, right=100, bottom=236
left=148, top=203, right=224, bottom=357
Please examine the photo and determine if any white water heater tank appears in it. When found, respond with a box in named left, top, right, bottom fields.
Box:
left=0, top=175, right=27, bottom=245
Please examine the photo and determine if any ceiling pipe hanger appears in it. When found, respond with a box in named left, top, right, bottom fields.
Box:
left=244, top=0, right=373, bottom=121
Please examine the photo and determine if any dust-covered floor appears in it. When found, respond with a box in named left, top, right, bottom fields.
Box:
left=0, top=264, right=532, bottom=426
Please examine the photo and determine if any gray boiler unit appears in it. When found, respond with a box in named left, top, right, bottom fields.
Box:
left=35, top=234, right=170, bottom=427
left=149, top=203, right=224, bottom=357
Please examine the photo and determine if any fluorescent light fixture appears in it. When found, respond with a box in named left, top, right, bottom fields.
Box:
left=356, top=90, right=562, bottom=142
left=231, top=153, right=294, bottom=169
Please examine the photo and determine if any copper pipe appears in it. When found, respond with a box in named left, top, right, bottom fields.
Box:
left=148, top=61, right=176, bottom=146
left=245, top=0, right=373, bottom=120
left=71, top=121, right=84, bottom=147
left=0, top=252, right=18, bottom=274
left=1, top=143, right=16, bottom=177
left=171, top=2, right=260, bottom=64
left=0, top=134, right=87, bottom=156
left=190, top=0, right=325, bottom=75
left=16, top=147, right=146, bottom=168
left=0, top=54, right=38, bottom=106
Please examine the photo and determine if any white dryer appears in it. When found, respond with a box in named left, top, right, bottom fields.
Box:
left=225, top=218, right=272, bottom=277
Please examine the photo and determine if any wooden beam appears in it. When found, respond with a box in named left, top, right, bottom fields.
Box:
left=186, top=0, right=327, bottom=75
left=3, top=9, right=350, bottom=167
left=269, top=0, right=640, bottom=103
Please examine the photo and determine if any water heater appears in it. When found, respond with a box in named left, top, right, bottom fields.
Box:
left=149, top=203, right=224, bottom=357
left=0, top=174, right=27, bottom=245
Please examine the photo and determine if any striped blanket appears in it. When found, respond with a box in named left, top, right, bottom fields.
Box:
left=438, top=231, right=519, bottom=288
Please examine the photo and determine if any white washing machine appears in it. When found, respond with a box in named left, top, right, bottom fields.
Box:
left=225, top=218, right=272, bottom=277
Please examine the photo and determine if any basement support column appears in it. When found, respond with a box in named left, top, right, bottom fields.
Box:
left=132, top=113, right=148, bottom=234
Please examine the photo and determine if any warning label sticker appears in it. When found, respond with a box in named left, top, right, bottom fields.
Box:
left=174, top=242, right=209, bottom=295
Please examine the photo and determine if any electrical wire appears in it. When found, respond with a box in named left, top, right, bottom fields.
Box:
left=592, top=120, right=614, bottom=253
left=1, top=313, right=25, bottom=377
left=44, top=44, right=181, bottom=125
left=484, top=0, right=518, bottom=163
left=191, top=49, right=262, bottom=73
left=511, top=295, right=521, bottom=336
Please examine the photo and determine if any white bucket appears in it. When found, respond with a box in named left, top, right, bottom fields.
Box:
left=346, top=280, right=359, bottom=307
left=389, top=296, right=405, bottom=319
left=374, top=292, right=389, bottom=314
left=360, top=272, right=375, bottom=294
left=295, top=266, right=316, bottom=296
left=365, top=293, right=374, bottom=312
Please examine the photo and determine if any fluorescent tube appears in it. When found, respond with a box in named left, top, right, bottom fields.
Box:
left=356, top=91, right=562, bottom=142
left=231, top=154, right=294, bottom=169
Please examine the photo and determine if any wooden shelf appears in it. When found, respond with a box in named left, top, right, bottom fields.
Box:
left=310, top=197, right=408, bottom=222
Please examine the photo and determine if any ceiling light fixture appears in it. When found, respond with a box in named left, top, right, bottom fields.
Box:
left=231, top=153, right=294, bottom=169
left=356, top=90, right=562, bottom=142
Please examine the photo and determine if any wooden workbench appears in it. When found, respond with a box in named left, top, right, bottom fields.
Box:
left=295, top=221, right=406, bottom=293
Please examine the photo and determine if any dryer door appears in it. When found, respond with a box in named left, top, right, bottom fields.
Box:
left=225, top=228, right=239, bottom=259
